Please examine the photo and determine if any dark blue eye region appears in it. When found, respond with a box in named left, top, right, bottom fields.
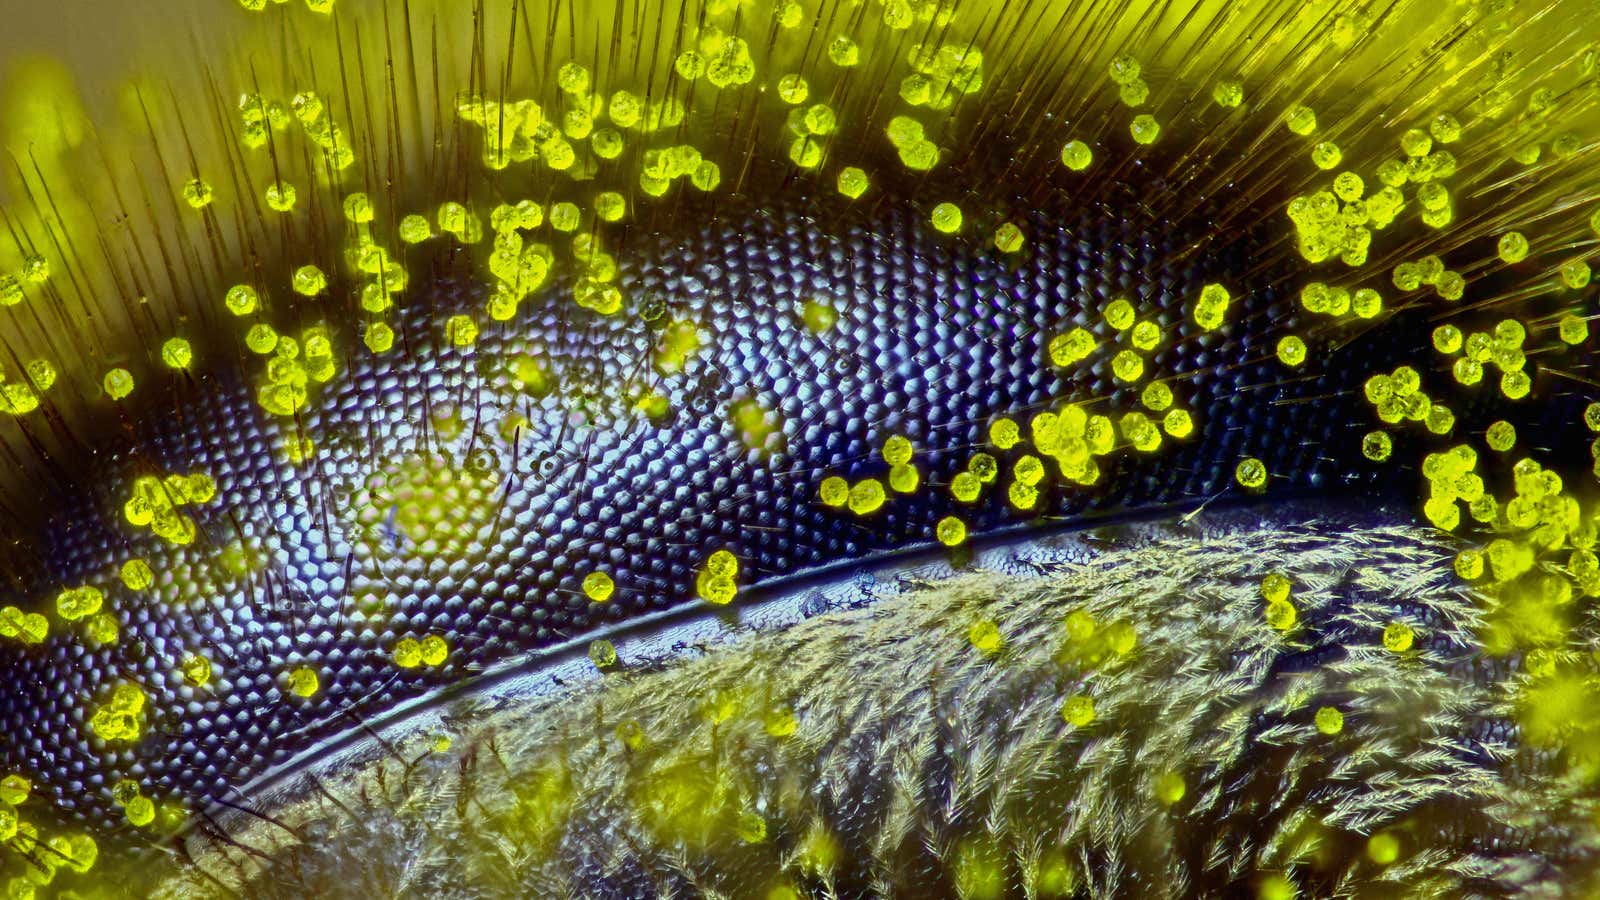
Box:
left=3, top=181, right=1352, bottom=826
left=0, top=0, right=1597, bottom=896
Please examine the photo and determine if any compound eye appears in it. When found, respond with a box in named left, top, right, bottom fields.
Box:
left=0, top=0, right=1593, bottom=896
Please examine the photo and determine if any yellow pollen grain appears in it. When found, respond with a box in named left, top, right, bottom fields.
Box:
left=583, top=571, right=615, bottom=602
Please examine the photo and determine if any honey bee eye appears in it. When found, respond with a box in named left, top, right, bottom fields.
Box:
left=0, top=0, right=1596, bottom=896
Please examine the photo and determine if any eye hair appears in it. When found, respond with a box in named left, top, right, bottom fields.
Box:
left=158, top=512, right=1578, bottom=899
